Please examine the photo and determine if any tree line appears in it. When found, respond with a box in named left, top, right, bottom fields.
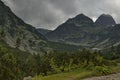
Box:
left=0, top=43, right=116, bottom=80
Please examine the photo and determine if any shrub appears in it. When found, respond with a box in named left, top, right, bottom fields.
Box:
left=95, top=66, right=110, bottom=75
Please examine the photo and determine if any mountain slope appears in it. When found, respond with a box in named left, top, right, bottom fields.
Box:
left=46, top=14, right=120, bottom=49
left=46, top=14, right=95, bottom=47
left=47, top=41, right=82, bottom=52
left=37, top=28, right=52, bottom=35
left=0, top=0, right=50, bottom=53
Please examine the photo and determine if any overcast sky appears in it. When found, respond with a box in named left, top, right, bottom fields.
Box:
left=2, top=0, right=120, bottom=30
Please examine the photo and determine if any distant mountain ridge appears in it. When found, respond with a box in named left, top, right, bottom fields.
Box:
left=46, top=13, right=120, bottom=49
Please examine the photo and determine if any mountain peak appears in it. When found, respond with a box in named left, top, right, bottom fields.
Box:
left=66, top=13, right=94, bottom=26
left=101, top=14, right=112, bottom=16
left=95, top=14, right=116, bottom=27
left=76, top=13, right=86, bottom=17
left=100, top=14, right=115, bottom=20
left=74, top=13, right=91, bottom=20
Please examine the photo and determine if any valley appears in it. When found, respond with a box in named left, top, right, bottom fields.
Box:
left=0, top=0, right=120, bottom=80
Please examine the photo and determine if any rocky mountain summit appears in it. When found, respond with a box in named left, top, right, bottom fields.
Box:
left=95, top=14, right=116, bottom=27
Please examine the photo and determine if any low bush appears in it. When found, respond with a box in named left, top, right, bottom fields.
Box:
left=94, top=65, right=110, bottom=75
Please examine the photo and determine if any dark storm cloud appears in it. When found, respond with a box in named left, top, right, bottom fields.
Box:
left=2, top=0, right=120, bottom=30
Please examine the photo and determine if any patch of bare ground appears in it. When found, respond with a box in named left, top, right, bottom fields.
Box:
left=83, top=73, right=120, bottom=80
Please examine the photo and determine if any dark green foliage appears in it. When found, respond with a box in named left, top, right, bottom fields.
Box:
left=103, top=45, right=120, bottom=60
left=0, top=28, right=5, bottom=37
left=0, top=37, right=120, bottom=80
left=0, top=38, right=105, bottom=80
left=0, top=53, right=22, bottom=80
left=94, top=66, right=110, bottom=75
left=0, top=26, right=120, bottom=80
left=15, top=38, right=21, bottom=48
left=0, top=39, right=34, bottom=80
left=33, top=53, right=51, bottom=76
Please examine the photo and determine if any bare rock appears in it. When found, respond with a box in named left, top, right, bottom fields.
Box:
left=23, top=76, right=32, bottom=80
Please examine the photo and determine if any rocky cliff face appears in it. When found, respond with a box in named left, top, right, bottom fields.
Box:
left=0, top=0, right=51, bottom=54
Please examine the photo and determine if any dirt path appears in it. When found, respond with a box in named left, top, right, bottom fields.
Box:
left=67, top=77, right=74, bottom=80
left=83, top=73, right=120, bottom=80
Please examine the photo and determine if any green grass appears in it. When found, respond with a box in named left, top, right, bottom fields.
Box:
left=110, top=63, right=120, bottom=73
left=32, top=68, right=95, bottom=80
left=33, top=62, right=120, bottom=80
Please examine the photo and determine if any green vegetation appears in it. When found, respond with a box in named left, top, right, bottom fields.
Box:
left=1, top=37, right=120, bottom=80
left=94, top=65, right=110, bottom=75
left=47, top=41, right=82, bottom=52
left=32, top=64, right=120, bottom=80
left=33, top=69, right=94, bottom=80
left=0, top=32, right=120, bottom=80
left=0, top=39, right=33, bottom=80
left=32, top=47, right=120, bottom=80
left=0, top=0, right=120, bottom=80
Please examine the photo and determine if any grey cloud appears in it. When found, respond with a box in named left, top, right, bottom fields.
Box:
left=2, top=0, right=120, bottom=30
